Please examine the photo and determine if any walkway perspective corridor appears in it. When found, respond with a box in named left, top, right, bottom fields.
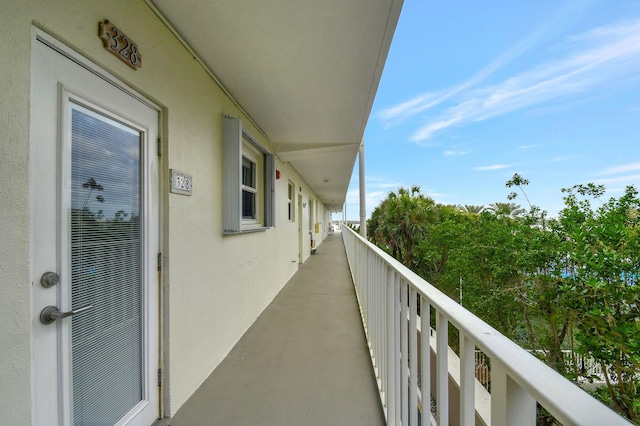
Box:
left=169, top=231, right=385, bottom=425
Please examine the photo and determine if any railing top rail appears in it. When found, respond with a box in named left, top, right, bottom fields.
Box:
left=342, top=226, right=630, bottom=425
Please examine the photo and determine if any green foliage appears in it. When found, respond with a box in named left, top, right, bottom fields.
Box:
left=457, top=204, right=485, bottom=214
left=485, top=202, right=525, bottom=218
left=367, top=175, right=640, bottom=423
left=588, top=379, right=640, bottom=421
left=506, top=172, right=532, bottom=208
left=368, top=186, right=435, bottom=268
left=560, top=184, right=640, bottom=422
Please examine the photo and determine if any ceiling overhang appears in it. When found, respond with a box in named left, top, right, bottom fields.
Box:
left=149, top=0, right=403, bottom=212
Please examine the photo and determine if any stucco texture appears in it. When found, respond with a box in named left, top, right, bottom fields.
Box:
left=1, top=0, right=330, bottom=421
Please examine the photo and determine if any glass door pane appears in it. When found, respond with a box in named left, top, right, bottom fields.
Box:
left=70, top=103, right=143, bottom=425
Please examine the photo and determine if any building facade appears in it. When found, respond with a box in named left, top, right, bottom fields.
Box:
left=0, top=1, right=402, bottom=424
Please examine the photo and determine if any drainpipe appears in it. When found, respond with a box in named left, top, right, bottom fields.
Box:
left=359, top=140, right=367, bottom=238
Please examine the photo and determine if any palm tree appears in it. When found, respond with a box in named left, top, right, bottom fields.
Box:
left=485, top=202, right=524, bottom=218
left=458, top=204, right=485, bottom=214
left=370, top=186, right=434, bottom=268
left=369, top=197, right=398, bottom=256
left=81, top=177, right=105, bottom=209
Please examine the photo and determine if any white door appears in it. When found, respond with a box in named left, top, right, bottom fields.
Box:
left=31, top=34, right=160, bottom=426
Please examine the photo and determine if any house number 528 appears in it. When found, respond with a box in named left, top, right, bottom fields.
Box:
left=99, top=20, right=142, bottom=70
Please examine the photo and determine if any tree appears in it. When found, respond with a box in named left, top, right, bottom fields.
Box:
left=485, top=202, right=525, bottom=218
left=82, top=177, right=105, bottom=208
left=458, top=204, right=485, bottom=214
left=560, top=184, right=640, bottom=422
left=368, top=180, right=640, bottom=422
left=416, top=176, right=572, bottom=373
left=368, top=186, right=434, bottom=268
left=415, top=204, right=470, bottom=288
left=506, top=173, right=532, bottom=209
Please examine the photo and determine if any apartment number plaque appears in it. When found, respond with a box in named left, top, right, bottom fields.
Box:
left=99, top=20, right=142, bottom=70
left=170, top=169, right=193, bottom=196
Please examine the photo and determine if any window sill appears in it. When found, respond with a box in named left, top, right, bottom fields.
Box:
left=223, top=227, right=270, bottom=236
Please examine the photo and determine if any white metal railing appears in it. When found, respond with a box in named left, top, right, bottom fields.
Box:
left=342, top=226, right=630, bottom=426
left=473, top=350, right=607, bottom=390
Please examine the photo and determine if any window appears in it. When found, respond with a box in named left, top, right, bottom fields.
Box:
left=223, top=115, right=275, bottom=234
left=288, top=181, right=295, bottom=222
left=242, top=154, right=257, bottom=220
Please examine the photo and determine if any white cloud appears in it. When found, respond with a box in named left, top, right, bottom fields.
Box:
left=377, top=16, right=556, bottom=129
left=346, top=177, right=405, bottom=209
left=408, top=18, right=640, bottom=142
left=597, top=162, right=640, bottom=175
left=549, top=155, right=572, bottom=162
left=594, top=174, right=640, bottom=185
left=377, top=92, right=444, bottom=125
left=443, top=149, right=471, bottom=156
left=474, top=164, right=514, bottom=171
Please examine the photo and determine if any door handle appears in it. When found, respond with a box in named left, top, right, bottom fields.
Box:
left=40, top=305, right=93, bottom=325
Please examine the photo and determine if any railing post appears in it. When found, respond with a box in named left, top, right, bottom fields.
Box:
left=436, top=312, right=449, bottom=426
left=400, top=280, right=409, bottom=424
left=420, top=297, right=431, bottom=426
left=368, top=251, right=373, bottom=350
left=386, top=267, right=397, bottom=425
left=342, top=227, right=633, bottom=426
left=361, top=244, right=366, bottom=325
left=409, top=286, right=418, bottom=426
left=394, top=274, right=402, bottom=425
left=491, top=362, right=536, bottom=426
left=376, top=257, right=387, bottom=390
left=379, top=258, right=386, bottom=398
left=460, top=334, right=476, bottom=426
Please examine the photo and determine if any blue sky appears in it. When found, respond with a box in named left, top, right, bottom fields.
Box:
left=342, top=0, right=640, bottom=220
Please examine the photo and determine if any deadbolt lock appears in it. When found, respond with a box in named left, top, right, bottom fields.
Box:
left=40, top=272, right=59, bottom=288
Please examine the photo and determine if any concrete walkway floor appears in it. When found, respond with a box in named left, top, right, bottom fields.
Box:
left=169, top=231, right=385, bottom=426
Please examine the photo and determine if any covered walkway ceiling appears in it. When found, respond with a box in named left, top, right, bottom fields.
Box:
left=150, top=0, right=403, bottom=212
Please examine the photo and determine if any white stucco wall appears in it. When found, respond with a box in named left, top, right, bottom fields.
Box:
left=1, top=3, right=34, bottom=425
left=1, top=0, right=331, bottom=422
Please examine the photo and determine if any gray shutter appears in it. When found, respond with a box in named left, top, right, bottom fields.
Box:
left=223, top=115, right=242, bottom=233
left=264, top=153, right=276, bottom=227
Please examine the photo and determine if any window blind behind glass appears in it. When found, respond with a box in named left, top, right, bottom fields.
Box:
left=70, top=105, right=143, bottom=425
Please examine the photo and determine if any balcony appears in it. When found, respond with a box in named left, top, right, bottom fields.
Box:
left=169, top=230, right=385, bottom=425
left=170, top=227, right=630, bottom=426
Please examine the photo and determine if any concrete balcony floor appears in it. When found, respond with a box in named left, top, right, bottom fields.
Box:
left=169, top=231, right=385, bottom=426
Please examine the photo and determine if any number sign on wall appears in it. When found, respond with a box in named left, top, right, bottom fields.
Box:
left=99, top=20, right=142, bottom=70
left=170, top=170, right=193, bottom=196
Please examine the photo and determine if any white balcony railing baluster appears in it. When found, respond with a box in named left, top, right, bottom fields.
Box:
left=420, top=296, right=431, bottom=426
left=342, top=225, right=631, bottom=426
left=386, top=266, right=397, bottom=424
left=460, top=334, right=476, bottom=426
left=400, top=279, right=409, bottom=424
left=436, top=312, right=449, bottom=425
left=409, top=286, right=419, bottom=426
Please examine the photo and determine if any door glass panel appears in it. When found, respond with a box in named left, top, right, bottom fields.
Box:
left=70, top=103, right=143, bottom=425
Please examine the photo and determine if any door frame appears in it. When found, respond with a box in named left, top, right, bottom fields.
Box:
left=297, top=194, right=304, bottom=263
left=30, top=28, right=165, bottom=424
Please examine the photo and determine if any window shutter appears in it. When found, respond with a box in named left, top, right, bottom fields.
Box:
left=264, top=153, right=276, bottom=227
left=223, top=115, right=242, bottom=233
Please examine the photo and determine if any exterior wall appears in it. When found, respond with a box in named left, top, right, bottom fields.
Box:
left=0, top=0, right=330, bottom=422
left=1, top=3, right=33, bottom=425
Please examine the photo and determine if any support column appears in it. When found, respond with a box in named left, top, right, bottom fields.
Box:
left=359, top=140, right=367, bottom=238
